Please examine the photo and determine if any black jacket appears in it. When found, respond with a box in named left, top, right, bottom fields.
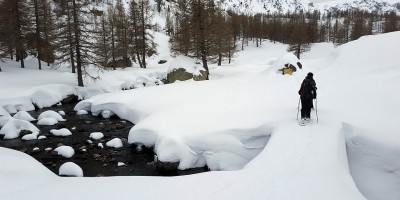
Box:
left=299, top=77, right=316, bottom=99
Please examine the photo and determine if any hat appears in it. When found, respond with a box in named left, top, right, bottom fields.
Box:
left=307, top=72, right=313, bottom=77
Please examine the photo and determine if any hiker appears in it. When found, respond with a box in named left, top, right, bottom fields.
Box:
left=298, top=72, right=317, bottom=121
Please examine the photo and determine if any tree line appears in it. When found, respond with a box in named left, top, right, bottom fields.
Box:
left=0, top=0, right=156, bottom=86
left=0, top=0, right=399, bottom=84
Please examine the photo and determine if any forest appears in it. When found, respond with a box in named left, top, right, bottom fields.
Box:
left=0, top=0, right=399, bottom=85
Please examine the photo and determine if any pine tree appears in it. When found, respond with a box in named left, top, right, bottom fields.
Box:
left=129, top=0, right=157, bottom=69
left=55, top=0, right=98, bottom=87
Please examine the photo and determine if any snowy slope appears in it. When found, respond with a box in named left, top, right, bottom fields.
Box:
left=1, top=25, right=400, bottom=200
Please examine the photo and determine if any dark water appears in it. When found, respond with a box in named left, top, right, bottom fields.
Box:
left=0, top=103, right=208, bottom=177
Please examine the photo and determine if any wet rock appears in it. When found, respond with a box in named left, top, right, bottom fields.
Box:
left=78, top=146, right=87, bottom=153
left=56, top=143, right=64, bottom=147
left=50, top=151, right=59, bottom=156
left=158, top=60, right=167, bottom=64
left=56, top=123, right=67, bottom=129
left=19, top=130, right=33, bottom=137
left=32, top=147, right=40, bottom=153
left=84, top=120, right=92, bottom=124
left=156, top=160, right=180, bottom=172
left=20, top=148, right=28, bottom=153
left=98, top=123, right=106, bottom=130
left=115, top=123, right=125, bottom=129
left=61, top=95, right=78, bottom=104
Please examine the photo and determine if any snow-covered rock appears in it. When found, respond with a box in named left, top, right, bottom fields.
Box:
left=37, top=118, right=59, bottom=126
left=38, top=110, right=65, bottom=122
left=101, top=110, right=114, bottom=119
left=59, top=162, right=83, bottom=177
left=0, top=118, right=40, bottom=139
left=58, top=111, right=66, bottom=116
left=106, top=138, right=123, bottom=148
left=89, top=132, right=104, bottom=140
left=117, top=162, right=125, bottom=167
left=54, top=146, right=75, bottom=158
left=76, top=110, right=88, bottom=115
left=167, top=55, right=207, bottom=83
left=38, top=135, right=47, bottom=140
left=50, top=128, right=72, bottom=137
left=12, top=111, right=35, bottom=122
left=98, top=143, right=104, bottom=148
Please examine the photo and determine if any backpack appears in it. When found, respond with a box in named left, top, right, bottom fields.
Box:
left=300, top=79, right=315, bottom=98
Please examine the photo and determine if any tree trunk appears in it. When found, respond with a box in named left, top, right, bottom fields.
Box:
left=34, top=0, right=42, bottom=70
left=218, top=53, right=222, bottom=66
left=141, top=0, right=146, bottom=68
left=66, top=2, right=76, bottom=73
left=72, top=0, right=83, bottom=87
left=14, top=0, right=24, bottom=68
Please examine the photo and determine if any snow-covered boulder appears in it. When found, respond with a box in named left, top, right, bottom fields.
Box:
left=166, top=56, right=208, bottom=83
left=59, top=162, right=83, bottom=177
left=13, top=111, right=36, bottom=122
left=272, top=53, right=302, bottom=74
left=37, top=118, right=59, bottom=126
left=38, top=110, right=65, bottom=122
left=89, top=132, right=104, bottom=140
left=54, top=146, right=75, bottom=158
left=76, top=110, right=88, bottom=115
left=0, top=118, right=40, bottom=139
left=101, top=110, right=114, bottom=118
left=106, top=138, right=123, bottom=148
left=50, top=128, right=72, bottom=137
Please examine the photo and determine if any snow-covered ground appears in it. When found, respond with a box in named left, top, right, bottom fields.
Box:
left=1, top=30, right=400, bottom=200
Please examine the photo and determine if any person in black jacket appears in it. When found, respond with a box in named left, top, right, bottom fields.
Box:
left=298, top=72, right=317, bottom=121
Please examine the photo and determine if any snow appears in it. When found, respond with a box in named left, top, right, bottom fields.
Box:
left=76, top=110, right=88, bottom=115
left=106, top=138, right=123, bottom=149
left=59, top=162, right=83, bottom=177
left=89, top=132, right=104, bottom=140
left=12, top=111, right=36, bottom=122
left=0, top=28, right=400, bottom=200
left=54, top=146, right=75, bottom=158
left=38, top=135, right=47, bottom=140
left=38, top=110, right=65, bottom=122
left=0, top=118, right=40, bottom=139
left=37, top=118, right=59, bottom=126
left=58, top=111, right=66, bottom=116
left=50, top=128, right=72, bottom=137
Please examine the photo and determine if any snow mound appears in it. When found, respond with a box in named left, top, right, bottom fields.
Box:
left=106, top=138, right=123, bottom=148
left=167, top=55, right=205, bottom=76
left=37, top=118, right=59, bottom=126
left=54, top=146, right=75, bottom=158
left=0, top=118, right=40, bottom=139
left=12, top=111, right=36, bottom=122
left=89, top=132, right=104, bottom=140
left=50, top=128, right=72, bottom=137
left=59, top=162, right=83, bottom=177
left=38, top=110, right=65, bottom=122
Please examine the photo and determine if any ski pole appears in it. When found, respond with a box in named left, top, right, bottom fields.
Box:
left=297, top=97, right=300, bottom=120
left=315, top=97, right=319, bottom=123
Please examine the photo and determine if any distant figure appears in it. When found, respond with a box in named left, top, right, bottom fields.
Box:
left=297, top=62, right=302, bottom=69
left=298, top=72, right=317, bottom=121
